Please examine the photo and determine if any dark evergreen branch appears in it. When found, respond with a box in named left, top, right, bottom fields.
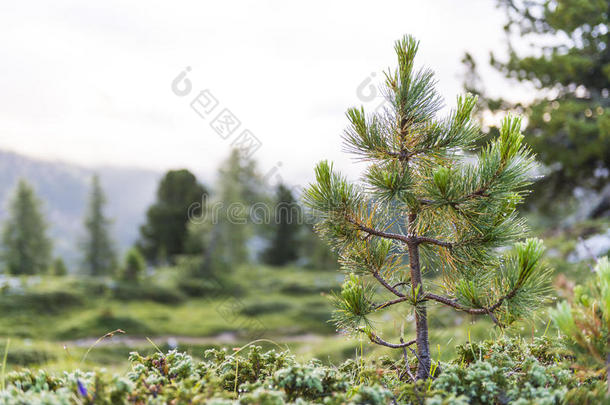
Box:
left=392, top=281, right=410, bottom=290
left=373, top=271, right=406, bottom=298
left=423, top=293, right=486, bottom=313
left=488, top=287, right=519, bottom=312
left=346, top=216, right=412, bottom=245
left=415, top=236, right=453, bottom=248
left=424, top=292, right=507, bottom=327
left=369, top=332, right=416, bottom=349
left=375, top=296, right=408, bottom=310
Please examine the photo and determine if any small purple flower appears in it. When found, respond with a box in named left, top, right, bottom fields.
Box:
left=77, top=379, right=88, bottom=397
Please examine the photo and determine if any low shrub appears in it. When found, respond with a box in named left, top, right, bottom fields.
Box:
left=425, top=337, right=576, bottom=404
left=0, top=338, right=604, bottom=404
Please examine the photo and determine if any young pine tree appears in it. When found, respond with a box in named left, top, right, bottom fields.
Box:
left=304, top=36, right=552, bottom=380
left=82, top=175, right=117, bottom=276
left=1, top=179, right=52, bottom=275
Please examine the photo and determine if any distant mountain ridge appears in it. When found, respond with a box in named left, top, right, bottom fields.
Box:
left=0, top=150, right=161, bottom=269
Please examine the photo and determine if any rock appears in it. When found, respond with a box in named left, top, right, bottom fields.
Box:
left=568, top=228, right=610, bottom=262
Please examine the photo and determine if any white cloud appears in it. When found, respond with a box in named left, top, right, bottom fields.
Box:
left=0, top=0, right=528, bottom=186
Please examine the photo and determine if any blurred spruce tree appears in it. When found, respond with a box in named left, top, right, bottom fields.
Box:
left=1, top=179, right=52, bottom=275
left=262, top=184, right=300, bottom=266
left=81, top=175, right=117, bottom=276
left=187, top=149, right=265, bottom=274
left=51, top=257, right=68, bottom=276
left=215, top=149, right=262, bottom=266
left=304, top=35, right=552, bottom=380
left=121, top=247, right=146, bottom=281
left=463, top=0, right=609, bottom=206
left=137, top=169, right=207, bottom=264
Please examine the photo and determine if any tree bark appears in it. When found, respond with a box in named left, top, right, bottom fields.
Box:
left=408, top=214, right=431, bottom=380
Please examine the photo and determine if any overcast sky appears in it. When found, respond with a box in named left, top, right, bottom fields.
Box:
left=0, top=0, right=529, bottom=186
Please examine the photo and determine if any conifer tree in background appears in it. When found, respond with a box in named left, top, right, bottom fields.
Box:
left=51, top=257, right=68, bottom=276
left=1, top=179, right=52, bottom=275
left=215, top=149, right=254, bottom=266
left=138, top=169, right=207, bottom=264
left=263, top=184, right=300, bottom=266
left=463, top=0, right=609, bottom=207
left=121, top=247, right=146, bottom=282
left=82, top=175, right=117, bottom=276
left=304, top=36, right=552, bottom=380
left=186, top=150, right=264, bottom=275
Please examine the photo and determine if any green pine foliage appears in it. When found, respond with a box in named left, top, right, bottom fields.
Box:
left=1, top=179, right=52, bottom=275
left=81, top=175, right=117, bottom=276
left=303, top=35, right=552, bottom=380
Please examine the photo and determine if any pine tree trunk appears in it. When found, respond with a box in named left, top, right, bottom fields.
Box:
left=408, top=214, right=431, bottom=380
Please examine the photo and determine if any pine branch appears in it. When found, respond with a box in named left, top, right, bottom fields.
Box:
left=425, top=292, right=516, bottom=327
left=392, top=281, right=410, bottom=290
left=488, top=288, right=519, bottom=312
left=375, top=296, right=409, bottom=310
left=424, top=293, right=487, bottom=314
left=373, top=271, right=406, bottom=298
left=368, top=332, right=416, bottom=349
left=346, top=216, right=412, bottom=245
left=416, top=236, right=453, bottom=248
